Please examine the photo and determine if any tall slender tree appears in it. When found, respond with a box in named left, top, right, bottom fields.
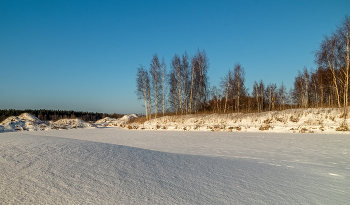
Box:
left=136, top=65, right=151, bottom=119
left=150, top=54, right=161, bottom=118
left=161, top=57, right=167, bottom=116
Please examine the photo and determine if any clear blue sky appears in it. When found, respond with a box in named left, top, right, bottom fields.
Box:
left=1, top=0, right=349, bottom=114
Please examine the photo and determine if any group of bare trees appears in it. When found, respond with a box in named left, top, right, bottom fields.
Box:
left=313, top=16, right=350, bottom=108
left=212, top=16, right=349, bottom=112
left=136, top=55, right=166, bottom=120
left=219, top=64, right=246, bottom=113
left=168, top=50, right=209, bottom=115
left=136, top=50, right=209, bottom=119
left=292, top=16, right=349, bottom=109
left=136, top=16, right=349, bottom=117
left=213, top=69, right=289, bottom=114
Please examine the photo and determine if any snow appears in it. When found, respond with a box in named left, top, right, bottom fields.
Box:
left=139, top=107, right=350, bottom=134
left=1, top=108, right=349, bottom=134
left=0, top=113, right=138, bottom=132
left=0, top=128, right=349, bottom=204
left=50, top=118, right=93, bottom=129
left=94, top=114, right=138, bottom=127
left=0, top=113, right=48, bottom=132
left=0, top=113, right=94, bottom=132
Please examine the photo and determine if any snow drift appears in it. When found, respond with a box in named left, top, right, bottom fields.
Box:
left=135, top=107, right=350, bottom=134
left=0, top=113, right=49, bottom=132
left=94, top=114, right=138, bottom=127
left=49, top=118, right=94, bottom=129
left=0, top=113, right=139, bottom=133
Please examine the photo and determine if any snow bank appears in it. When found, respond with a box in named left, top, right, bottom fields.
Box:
left=0, top=113, right=94, bottom=133
left=0, top=113, right=139, bottom=133
left=0, top=113, right=49, bottom=132
left=137, top=107, right=350, bottom=134
left=50, top=118, right=94, bottom=129
left=94, top=114, right=138, bottom=127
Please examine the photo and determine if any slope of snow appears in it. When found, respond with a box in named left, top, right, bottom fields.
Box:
left=50, top=118, right=94, bottom=129
left=0, top=113, right=94, bottom=133
left=0, top=128, right=349, bottom=204
left=138, top=107, right=350, bottom=134
left=0, top=113, right=48, bottom=132
left=94, top=114, right=138, bottom=127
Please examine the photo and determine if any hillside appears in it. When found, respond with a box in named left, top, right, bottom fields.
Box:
left=130, top=107, right=350, bottom=134
left=1, top=108, right=349, bottom=134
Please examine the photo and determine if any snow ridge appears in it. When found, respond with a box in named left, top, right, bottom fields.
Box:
left=134, top=107, right=350, bottom=134
left=0, top=113, right=139, bottom=133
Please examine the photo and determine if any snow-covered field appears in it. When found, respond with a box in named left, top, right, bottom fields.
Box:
left=0, top=128, right=349, bottom=204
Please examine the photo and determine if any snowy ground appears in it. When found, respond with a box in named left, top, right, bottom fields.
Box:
left=140, top=107, right=350, bottom=134
left=0, top=128, right=349, bottom=204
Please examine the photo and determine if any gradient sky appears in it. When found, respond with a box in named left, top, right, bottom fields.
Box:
left=1, top=0, right=349, bottom=114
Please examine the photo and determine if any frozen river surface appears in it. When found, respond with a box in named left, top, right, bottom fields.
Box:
left=0, top=128, right=349, bottom=204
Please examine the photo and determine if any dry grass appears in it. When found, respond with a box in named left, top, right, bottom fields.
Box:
left=128, top=116, right=148, bottom=124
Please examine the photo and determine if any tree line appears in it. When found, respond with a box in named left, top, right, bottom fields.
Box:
left=0, top=109, right=124, bottom=123
left=136, top=16, right=349, bottom=118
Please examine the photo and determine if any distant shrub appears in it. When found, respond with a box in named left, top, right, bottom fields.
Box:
left=335, top=122, right=349, bottom=131
left=263, top=118, right=272, bottom=124
left=259, top=124, right=272, bottom=131
left=300, top=127, right=308, bottom=133
left=194, top=124, right=200, bottom=130
left=289, top=115, right=300, bottom=123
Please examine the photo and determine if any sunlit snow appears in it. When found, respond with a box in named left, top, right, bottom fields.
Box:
left=0, top=128, right=349, bottom=204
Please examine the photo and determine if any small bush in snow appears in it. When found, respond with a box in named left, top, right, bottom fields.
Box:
left=335, top=122, right=349, bottom=131
left=300, top=127, right=308, bottom=133
left=259, top=124, right=272, bottom=131
left=290, top=115, right=300, bottom=123
left=194, top=124, right=200, bottom=130
left=263, top=118, right=272, bottom=124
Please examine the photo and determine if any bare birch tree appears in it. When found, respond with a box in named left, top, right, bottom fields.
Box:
left=337, top=16, right=350, bottom=107
left=232, top=63, right=246, bottom=112
left=161, top=57, right=167, bottom=116
left=150, top=54, right=161, bottom=118
left=220, top=69, right=232, bottom=113
left=316, top=34, right=341, bottom=108
left=136, top=65, right=151, bottom=120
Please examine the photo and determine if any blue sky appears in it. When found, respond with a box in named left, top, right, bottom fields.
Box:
left=1, top=0, right=349, bottom=114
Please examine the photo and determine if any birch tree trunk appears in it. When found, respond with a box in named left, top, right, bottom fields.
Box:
left=162, top=59, right=166, bottom=116
left=224, top=73, right=230, bottom=113
left=189, top=63, right=194, bottom=113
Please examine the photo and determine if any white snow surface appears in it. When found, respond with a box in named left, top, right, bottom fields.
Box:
left=0, top=128, right=349, bottom=204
